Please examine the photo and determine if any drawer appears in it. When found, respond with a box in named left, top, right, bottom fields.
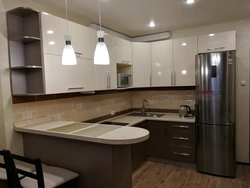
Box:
left=168, top=122, right=195, bottom=131
left=168, top=145, right=195, bottom=163
left=168, top=130, right=195, bottom=147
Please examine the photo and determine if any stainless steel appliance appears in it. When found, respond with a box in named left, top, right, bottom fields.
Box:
left=117, top=73, right=131, bottom=88
left=179, top=105, right=191, bottom=117
left=195, top=50, right=236, bottom=177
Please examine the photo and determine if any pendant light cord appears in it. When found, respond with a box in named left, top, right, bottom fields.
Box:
left=98, top=0, right=102, bottom=31
left=65, top=0, right=69, bottom=35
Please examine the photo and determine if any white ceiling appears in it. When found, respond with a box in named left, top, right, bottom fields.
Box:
left=32, top=0, right=250, bottom=37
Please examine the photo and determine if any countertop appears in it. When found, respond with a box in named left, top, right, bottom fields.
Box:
left=15, top=112, right=195, bottom=145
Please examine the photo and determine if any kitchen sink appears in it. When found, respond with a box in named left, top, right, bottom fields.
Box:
left=128, top=112, right=165, bottom=118
left=99, top=121, right=129, bottom=126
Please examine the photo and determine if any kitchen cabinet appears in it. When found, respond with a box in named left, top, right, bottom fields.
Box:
left=173, top=36, right=197, bottom=86
left=95, top=35, right=117, bottom=90
left=198, top=31, right=236, bottom=53
left=167, top=122, right=196, bottom=163
left=44, top=54, right=95, bottom=94
left=7, top=7, right=44, bottom=95
left=151, top=40, right=173, bottom=87
left=113, top=37, right=132, bottom=64
left=131, top=121, right=147, bottom=171
left=132, top=42, right=151, bottom=87
left=41, top=12, right=96, bottom=59
left=147, top=121, right=168, bottom=158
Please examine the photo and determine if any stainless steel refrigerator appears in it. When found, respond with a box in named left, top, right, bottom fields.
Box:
left=195, top=50, right=236, bottom=177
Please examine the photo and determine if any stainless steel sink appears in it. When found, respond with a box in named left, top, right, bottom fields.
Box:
left=128, top=112, right=165, bottom=118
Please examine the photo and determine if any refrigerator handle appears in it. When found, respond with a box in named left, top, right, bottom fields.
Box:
left=195, top=104, right=199, bottom=143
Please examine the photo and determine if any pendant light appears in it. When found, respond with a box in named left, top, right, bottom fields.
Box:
left=62, top=0, right=77, bottom=65
left=94, top=0, right=110, bottom=65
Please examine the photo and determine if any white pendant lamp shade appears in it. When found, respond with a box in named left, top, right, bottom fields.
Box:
left=94, top=31, right=110, bottom=65
left=62, top=0, right=77, bottom=65
left=62, top=35, right=77, bottom=65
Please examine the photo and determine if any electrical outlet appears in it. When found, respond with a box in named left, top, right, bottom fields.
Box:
left=111, top=111, right=116, bottom=116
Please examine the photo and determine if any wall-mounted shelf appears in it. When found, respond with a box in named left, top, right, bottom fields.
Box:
left=7, top=7, right=45, bottom=96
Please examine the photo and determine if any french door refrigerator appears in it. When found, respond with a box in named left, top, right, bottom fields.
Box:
left=195, top=50, right=236, bottom=177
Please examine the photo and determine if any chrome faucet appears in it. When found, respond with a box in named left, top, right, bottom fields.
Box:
left=141, top=100, right=148, bottom=115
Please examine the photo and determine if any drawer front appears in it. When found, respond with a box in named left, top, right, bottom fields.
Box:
left=168, top=145, right=195, bottom=163
left=168, top=122, right=195, bottom=131
left=168, top=130, right=195, bottom=147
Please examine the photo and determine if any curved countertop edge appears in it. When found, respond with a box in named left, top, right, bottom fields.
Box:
left=14, top=125, right=150, bottom=145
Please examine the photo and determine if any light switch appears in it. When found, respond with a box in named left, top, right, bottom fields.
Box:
left=240, top=80, right=247, bottom=86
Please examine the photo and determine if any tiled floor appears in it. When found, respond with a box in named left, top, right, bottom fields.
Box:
left=132, top=161, right=250, bottom=188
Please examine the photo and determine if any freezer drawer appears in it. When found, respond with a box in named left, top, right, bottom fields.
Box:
left=196, top=124, right=235, bottom=177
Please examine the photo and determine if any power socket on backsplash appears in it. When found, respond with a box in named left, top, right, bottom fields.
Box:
left=111, top=111, right=116, bottom=116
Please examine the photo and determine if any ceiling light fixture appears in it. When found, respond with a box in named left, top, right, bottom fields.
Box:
left=149, top=21, right=155, bottom=28
left=182, top=43, right=187, bottom=46
left=209, top=33, right=215, bottom=37
left=62, top=0, right=77, bottom=65
left=94, top=0, right=110, bottom=65
left=185, top=0, right=196, bottom=4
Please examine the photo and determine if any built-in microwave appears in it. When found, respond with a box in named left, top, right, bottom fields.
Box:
left=117, top=74, right=131, bottom=88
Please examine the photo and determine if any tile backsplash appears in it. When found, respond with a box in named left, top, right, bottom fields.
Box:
left=13, top=90, right=195, bottom=126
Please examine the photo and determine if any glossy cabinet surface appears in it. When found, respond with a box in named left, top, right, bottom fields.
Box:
left=198, top=31, right=236, bottom=53
left=113, top=37, right=132, bottom=64
left=132, top=42, right=151, bottom=87
left=95, top=35, right=117, bottom=90
left=151, top=40, right=173, bottom=87
left=173, top=36, right=197, bottom=86
left=44, top=54, right=95, bottom=94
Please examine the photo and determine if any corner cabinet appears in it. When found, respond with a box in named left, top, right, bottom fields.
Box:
left=7, top=7, right=44, bottom=95
left=113, top=37, right=132, bottom=65
left=132, top=42, right=151, bottom=87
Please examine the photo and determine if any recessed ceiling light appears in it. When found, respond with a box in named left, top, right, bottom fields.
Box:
left=209, top=33, right=215, bottom=36
left=182, top=43, right=187, bottom=46
left=185, top=0, right=196, bottom=4
left=49, top=41, right=55, bottom=45
left=43, top=12, right=50, bottom=15
left=149, top=21, right=155, bottom=28
left=47, top=30, right=54, bottom=34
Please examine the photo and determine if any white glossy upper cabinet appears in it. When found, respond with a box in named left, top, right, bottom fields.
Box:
left=95, top=35, right=117, bottom=90
left=198, top=31, right=236, bottom=53
left=68, top=21, right=95, bottom=59
left=44, top=54, right=95, bottom=94
left=173, top=36, right=197, bottom=86
left=41, top=12, right=65, bottom=55
left=113, top=37, right=132, bottom=64
left=132, top=42, right=151, bottom=87
left=151, top=40, right=173, bottom=87
left=41, top=12, right=95, bottom=59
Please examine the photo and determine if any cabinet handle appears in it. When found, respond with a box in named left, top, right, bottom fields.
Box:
left=68, top=87, right=84, bottom=90
left=173, top=137, right=189, bottom=141
left=174, top=71, right=176, bottom=85
left=207, top=47, right=225, bottom=51
left=108, top=72, right=111, bottom=88
left=106, top=72, right=109, bottom=89
left=75, top=52, right=83, bottom=56
left=173, top=152, right=190, bottom=157
left=150, top=74, right=152, bottom=86
left=171, top=72, right=174, bottom=86
left=173, top=125, right=189, bottom=129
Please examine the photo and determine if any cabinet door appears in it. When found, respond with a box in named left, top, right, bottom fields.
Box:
left=113, top=37, right=132, bottom=64
left=147, top=121, right=167, bottom=158
left=173, top=36, right=197, bottom=86
left=41, top=13, right=66, bottom=55
left=69, top=21, right=96, bottom=59
left=131, top=121, right=147, bottom=171
left=44, top=54, right=95, bottom=94
left=198, top=31, right=236, bottom=53
left=151, top=40, right=173, bottom=87
left=132, top=42, right=151, bottom=87
left=95, top=35, right=117, bottom=90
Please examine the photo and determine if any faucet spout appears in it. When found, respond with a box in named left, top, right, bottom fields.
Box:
left=141, top=100, right=148, bottom=115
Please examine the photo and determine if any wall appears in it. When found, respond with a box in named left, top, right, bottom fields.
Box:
left=171, top=20, right=250, bottom=163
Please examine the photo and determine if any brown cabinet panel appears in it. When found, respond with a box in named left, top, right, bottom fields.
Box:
left=168, top=145, right=196, bottom=163
left=168, top=130, right=195, bottom=147
left=168, top=122, right=195, bottom=131
left=131, top=121, right=147, bottom=171
left=146, top=121, right=167, bottom=158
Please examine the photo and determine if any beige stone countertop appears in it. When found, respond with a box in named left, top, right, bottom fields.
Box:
left=102, top=112, right=195, bottom=126
left=14, top=120, right=149, bottom=145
